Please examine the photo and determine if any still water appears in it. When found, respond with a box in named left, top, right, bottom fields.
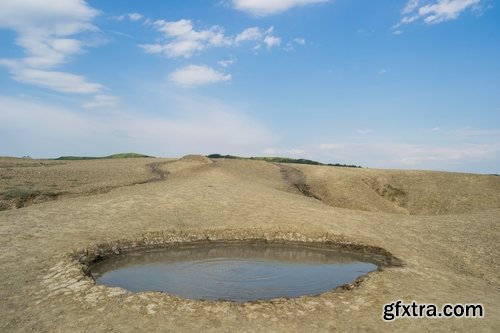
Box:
left=91, top=242, right=380, bottom=302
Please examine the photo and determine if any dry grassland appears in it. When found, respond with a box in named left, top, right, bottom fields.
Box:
left=0, top=155, right=499, bottom=332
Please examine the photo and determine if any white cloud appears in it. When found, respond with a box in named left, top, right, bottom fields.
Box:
left=235, top=26, right=280, bottom=50
left=140, top=21, right=282, bottom=57
left=285, top=37, right=306, bottom=51
left=265, top=126, right=500, bottom=173
left=0, top=0, right=98, bottom=33
left=112, top=12, right=144, bottom=22
left=218, top=58, right=236, bottom=67
left=139, top=19, right=231, bottom=58
left=18, top=37, right=83, bottom=68
left=419, top=0, right=480, bottom=24
left=138, top=44, right=164, bottom=54
left=0, top=0, right=105, bottom=96
left=170, top=65, right=231, bottom=86
left=235, top=27, right=263, bottom=43
left=396, top=0, right=481, bottom=27
left=128, top=13, right=143, bottom=21
left=378, top=69, right=387, bottom=75
left=82, top=94, right=119, bottom=109
left=394, top=144, right=500, bottom=165
left=12, top=68, right=102, bottom=94
left=0, top=0, right=98, bottom=68
left=403, top=0, right=421, bottom=14
left=315, top=140, right=500, bottom=171
left=0, top=95, right=275, bottom=158
left=293, top=37, right=306, bottom=45
left=394, top=15, right=419, bottom=28
left=264, top=35, right=281, bottom=49
left=232, top=0, right=329, bottom=16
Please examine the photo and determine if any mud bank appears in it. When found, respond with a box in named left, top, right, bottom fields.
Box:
left=39, top=230, right=402, bottom=307
left=73, top=230, right=402, bottom=298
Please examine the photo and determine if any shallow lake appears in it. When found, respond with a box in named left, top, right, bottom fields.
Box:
left=91, top=242, right=381, bottom=302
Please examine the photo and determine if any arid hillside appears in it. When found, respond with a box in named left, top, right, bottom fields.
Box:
left=292, top=164, right=500, bottom=215
left=0, top=156, right=499, bottom=332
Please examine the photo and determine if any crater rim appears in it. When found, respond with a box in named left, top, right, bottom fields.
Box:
left=70, top=230, right=404, bottom=303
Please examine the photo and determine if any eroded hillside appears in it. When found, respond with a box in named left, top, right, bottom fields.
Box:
left=289, top=164, right=500, bottom=215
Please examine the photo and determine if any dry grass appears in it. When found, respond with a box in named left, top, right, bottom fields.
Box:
left=0, top=157, right=172, bottom=210
left=0, top=156, right=498, bottom=332
left=293, top=164, right=500, bottom=215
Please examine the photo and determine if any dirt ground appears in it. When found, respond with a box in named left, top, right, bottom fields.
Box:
left=0, top=155, right=499, bottom=332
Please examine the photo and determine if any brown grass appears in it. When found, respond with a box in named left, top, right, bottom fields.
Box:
left=0, top=156, right=498, bottom=332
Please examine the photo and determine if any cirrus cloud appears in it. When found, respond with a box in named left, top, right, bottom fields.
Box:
left=395, top=0, right=482, bottom=28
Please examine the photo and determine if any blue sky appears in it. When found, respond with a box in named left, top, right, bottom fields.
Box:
left=0, top=0, right=499, bottom=173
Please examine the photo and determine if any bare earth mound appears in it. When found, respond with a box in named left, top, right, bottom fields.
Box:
left=0, top=156, right=499, bottom=332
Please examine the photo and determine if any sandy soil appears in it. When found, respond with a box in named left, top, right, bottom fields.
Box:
left=0, top=156, right=499, bottom=332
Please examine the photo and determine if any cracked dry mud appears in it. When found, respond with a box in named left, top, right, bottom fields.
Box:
left=0, top=155, right=499, bottom=332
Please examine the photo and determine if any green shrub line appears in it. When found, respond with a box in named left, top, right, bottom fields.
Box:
left=1, top=188, right=59, bottom=200
left=206, top=154, right=361, bottom=168
left=53, top=153, right=153, bottom=160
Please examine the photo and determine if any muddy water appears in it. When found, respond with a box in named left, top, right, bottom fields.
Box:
left=90, top=242, right=382, bottom=302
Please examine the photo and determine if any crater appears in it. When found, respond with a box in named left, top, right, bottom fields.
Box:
left=84, top=238, right=399, bottom=302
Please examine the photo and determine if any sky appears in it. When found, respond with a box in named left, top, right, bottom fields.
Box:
left=0, top=0, right=499, bottom=173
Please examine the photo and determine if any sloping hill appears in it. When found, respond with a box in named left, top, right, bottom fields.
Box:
left=291, top=164, right=500, bottom=215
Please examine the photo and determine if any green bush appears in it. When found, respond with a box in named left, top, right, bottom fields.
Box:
left=2, top=188, right=41, bottom=200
